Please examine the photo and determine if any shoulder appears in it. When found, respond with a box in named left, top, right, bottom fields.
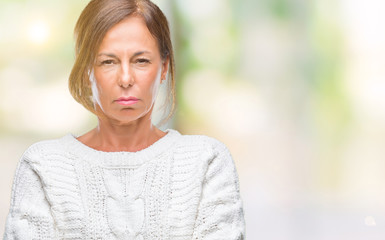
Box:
left=174, top=131, right=240, bottom=186
left=21, top=134, right=73, bottom=165
left=177, top=130, right=228, bottom=148
left=174, top=131, right=233, bottom=164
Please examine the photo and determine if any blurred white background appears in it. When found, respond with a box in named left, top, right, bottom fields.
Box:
left=1, top=0, right=385, bottom=239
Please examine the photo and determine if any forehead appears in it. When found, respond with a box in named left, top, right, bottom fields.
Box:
left=98, top=16, right=158, bottom=52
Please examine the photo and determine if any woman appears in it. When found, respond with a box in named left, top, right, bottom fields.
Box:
left=3, top=0, right=245, bottom=239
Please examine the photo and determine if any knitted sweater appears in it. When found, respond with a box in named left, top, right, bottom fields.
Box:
left=3, top=129, right=245, bottom=240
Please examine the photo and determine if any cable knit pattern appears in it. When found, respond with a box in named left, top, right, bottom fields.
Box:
left=3, top=129, right=245, bottom=240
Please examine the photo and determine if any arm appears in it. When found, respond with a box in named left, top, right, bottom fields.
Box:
left=192, top=141, right=246, bottom=240
left=3, top=154, right=57, bottom=240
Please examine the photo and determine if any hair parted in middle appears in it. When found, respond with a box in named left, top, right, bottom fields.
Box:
left=69, top=0, right=176, bottom=123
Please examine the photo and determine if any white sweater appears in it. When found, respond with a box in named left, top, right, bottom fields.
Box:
left=3, top=129, right=245, bottom=240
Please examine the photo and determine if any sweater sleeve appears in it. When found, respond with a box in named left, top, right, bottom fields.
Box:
left=192, top=141, right=246, bottom=240
left=3, top=152, right=57, bottom=240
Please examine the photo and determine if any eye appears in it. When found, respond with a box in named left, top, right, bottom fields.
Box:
left=101, top=59, right=115, bottom=65
left=136, top=58, right=150, bottom=64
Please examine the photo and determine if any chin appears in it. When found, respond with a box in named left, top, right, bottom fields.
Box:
left=95, top=103, right=153, bottom=124
left=108, top=111, right=151, bottom=125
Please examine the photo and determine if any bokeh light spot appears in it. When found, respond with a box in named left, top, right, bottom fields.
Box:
left=27, top=20, right=50, bottom=44
left=364, top=216, right=376, bottom=227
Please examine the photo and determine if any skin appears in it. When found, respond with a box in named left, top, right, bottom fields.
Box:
left=77, top=16, right=169, bottom=152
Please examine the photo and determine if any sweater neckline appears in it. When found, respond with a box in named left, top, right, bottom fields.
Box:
left=63, top=129, right=181, bottom=167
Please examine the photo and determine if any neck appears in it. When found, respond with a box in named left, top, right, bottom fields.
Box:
left=80, top=115, right=165, bottom=152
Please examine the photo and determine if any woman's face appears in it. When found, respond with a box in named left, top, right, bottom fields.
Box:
left=91, top=16, right=168, bottom=125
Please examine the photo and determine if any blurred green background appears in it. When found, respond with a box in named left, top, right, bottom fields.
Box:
left=1, top=0, right=385, bottom=239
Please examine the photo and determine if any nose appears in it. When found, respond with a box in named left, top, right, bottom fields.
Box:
left=118, top=64, right=134, bottom=88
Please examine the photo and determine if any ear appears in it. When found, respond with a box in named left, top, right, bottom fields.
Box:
left=161, top=56, right=170, bottom=82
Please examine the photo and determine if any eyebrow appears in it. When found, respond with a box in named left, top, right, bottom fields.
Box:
left=133, top=51, right=150, bottom=57
left=97, top=53, right=117, bottom=58
left=97, top=51, right=151, bottom=58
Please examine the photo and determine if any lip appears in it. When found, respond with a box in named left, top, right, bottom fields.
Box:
left=115, top=96, right=139, bottom=106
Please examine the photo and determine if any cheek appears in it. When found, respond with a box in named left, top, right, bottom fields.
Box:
left=146, top=67, right=162, bottom=100
left=91, top=69, right=115, bottom=107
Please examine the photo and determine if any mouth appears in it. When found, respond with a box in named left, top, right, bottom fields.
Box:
left=115, top=96, right=139, bottom=106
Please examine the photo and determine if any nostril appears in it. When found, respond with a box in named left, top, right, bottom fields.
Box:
left=119, top=80, right=133, bottom=88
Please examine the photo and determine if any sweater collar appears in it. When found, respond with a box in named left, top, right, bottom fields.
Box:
left=62, top=129, right=181, bottom=167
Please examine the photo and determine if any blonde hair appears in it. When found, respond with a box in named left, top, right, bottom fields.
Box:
left=69, top=0, right=176, bottom=123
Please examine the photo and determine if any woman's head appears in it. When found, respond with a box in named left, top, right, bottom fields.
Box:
left=69, top=0, right=175, bottom=124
